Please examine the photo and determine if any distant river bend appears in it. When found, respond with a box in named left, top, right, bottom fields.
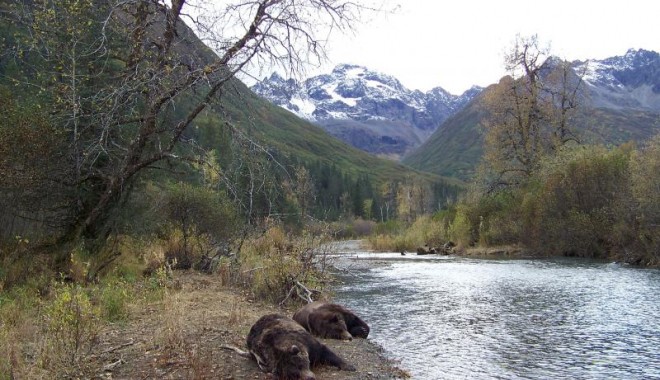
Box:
left=330, top=242, right=660, bottom=379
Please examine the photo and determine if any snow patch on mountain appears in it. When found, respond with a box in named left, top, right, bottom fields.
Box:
left=573, top=49, right=660, bottom=110
left=250, top=64, right=483, bottom=158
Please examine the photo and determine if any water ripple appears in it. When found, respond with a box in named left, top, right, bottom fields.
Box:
left=334, top=256, right=660, bottom=379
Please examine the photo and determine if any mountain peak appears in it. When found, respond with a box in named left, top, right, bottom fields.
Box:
left=251, top=64, right=482, bottom=158
left=574, top=48, right=660, bottom=102
left=332, top=64, right=368, bottom=77
left=624, top=48, right=657, bottom=60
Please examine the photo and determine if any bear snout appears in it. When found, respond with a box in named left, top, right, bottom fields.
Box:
left=340, top=331, right=353, bottom=341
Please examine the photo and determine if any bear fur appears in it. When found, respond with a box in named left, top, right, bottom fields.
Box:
left=247, top=313, right=355, bottom=379
left=292, top=301, right=370, bottom=340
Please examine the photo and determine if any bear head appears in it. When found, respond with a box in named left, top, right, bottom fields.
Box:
left=318, top=313, right=353, bottom=341
left=273, top=344, right=316, bottom=380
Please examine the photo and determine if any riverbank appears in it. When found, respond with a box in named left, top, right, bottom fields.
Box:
left=354, top=237, right=530, bottom=259
left=87, top=270, right=408, bottom=379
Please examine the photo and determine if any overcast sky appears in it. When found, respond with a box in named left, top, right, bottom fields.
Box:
left=301, top=0, right=660, bottom=95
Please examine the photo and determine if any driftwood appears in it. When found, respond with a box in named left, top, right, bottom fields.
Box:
left=220, top=344, right=252, bottom=358
left=417, top=242, right=456, bottom=256
left=100, top=339, right=135, bottom=355
left=280, top=280, right=319, bottom=306
left=102, top=359, right=125, bottom=372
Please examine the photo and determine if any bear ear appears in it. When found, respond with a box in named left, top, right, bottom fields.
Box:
left=330, top=315, right=339, bottom=323
left=289, top=345, right=300, bottom=355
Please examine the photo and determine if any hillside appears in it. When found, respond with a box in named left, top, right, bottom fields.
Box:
left=208, top=79, right=447, bottom=186
left=403, top=49, right=660, bottom=180
left=401, top=91, right=489, bottom=180
left=0, top=0, right=462, bottom=237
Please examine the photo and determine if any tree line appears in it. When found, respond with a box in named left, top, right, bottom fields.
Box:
left=0, top=0, right=463, bottom=278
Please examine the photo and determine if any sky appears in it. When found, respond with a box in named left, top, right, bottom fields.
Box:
left=293, top=0, right=660, bottom=95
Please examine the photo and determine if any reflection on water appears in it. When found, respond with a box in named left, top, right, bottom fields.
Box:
left=332, top=253, right=660, bottom=379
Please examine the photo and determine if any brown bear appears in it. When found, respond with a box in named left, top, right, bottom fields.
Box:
left=293, top=301, right=370, bottom=340
left=246, top=313, right=355, bottom=379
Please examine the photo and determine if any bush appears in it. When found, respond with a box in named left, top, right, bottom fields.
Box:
left=161, top=182, right=240, bottom=270
left=448, top=206, right=474, bottom=248
left=374, top=219, right=405, bottom=235
left=367, top=215, right=453, bottom=252
left=236, top=226, right=329, bottom=304
left=43, top=284, right=100, bottom=369
left=96, top=278, right=130, bottom=322
left=352, top=218, right=376, bottom=237
left=629, top=135, right=660, bottom=265
left=441, top=142, right=660, bottom=263
left=527, top=146, right=632, bottom=257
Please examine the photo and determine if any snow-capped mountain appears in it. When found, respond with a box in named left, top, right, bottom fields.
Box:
left=403, top=49, right=660, bottom=180
left=573, top=49, right=660, bottom=110
left=251, top=64, right=482, bottom=159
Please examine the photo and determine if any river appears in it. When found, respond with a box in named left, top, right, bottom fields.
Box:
left=330, top=243, right=660, bottom=379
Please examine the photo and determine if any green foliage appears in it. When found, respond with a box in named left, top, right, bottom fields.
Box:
left=161, top=182, right=239, bottom=268
left=375, top=219, right=405, bottom=235
left=368, top=215, right=451, bottom=252
left=448, top=205, right=475, bottom=248
left=96, top=278, right=130, bottom=322
left=402, top=101, right=486, bottom=180
left=527, top=145, right=632, bottom=257
left=438, top=140, right=659, bottom=265
left=44, top=284, right=100, bottom=366
left=0, top=87, right=74, bottom=239
left=628, top=135, right=660, bottom=264
left=164, top=182, right=238, bottom=240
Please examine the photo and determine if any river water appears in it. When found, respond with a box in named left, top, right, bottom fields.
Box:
left=331, top=248, right=660, bottom=379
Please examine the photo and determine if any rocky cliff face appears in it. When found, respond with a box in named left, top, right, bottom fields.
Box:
left=251, top=64, right=481, bottom=159
left=574, top=49, right=660, bottom=111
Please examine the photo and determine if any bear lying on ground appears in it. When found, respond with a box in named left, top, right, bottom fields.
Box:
left=293, top=301, right=370, bottom=340
left=246, top=313, right=355, bottom=379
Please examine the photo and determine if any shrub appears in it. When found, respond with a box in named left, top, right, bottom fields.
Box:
left=374, top=219, right=404, bottom=235
left=161, top=182, right=239, bottom=270
left=42, top=284, right=100, bottom=370
left=352, top=218, right=376, bottom=236
left=527, top=145, right=632, bottom=257
left=628, top=135, right=660, bottom=265
left=448, top=205, right=474, bottom=248
left=236, top=226, right=329, bottom=304
left=96, top=278, right=130, bottom=322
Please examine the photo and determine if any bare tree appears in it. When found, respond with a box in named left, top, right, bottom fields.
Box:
left=480, top=34, right=585, bottom=192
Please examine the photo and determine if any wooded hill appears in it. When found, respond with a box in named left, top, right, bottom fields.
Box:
left=0, top=1, right=462, bottom=246
left=404, top=51, right=660, bottom=181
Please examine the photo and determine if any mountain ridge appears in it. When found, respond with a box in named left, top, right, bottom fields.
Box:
left=251, top=64, right=482, bottom=159
left=403, top=48, right=660, bottom=180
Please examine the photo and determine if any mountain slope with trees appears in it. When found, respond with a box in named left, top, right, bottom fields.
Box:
left=404, top=37, right=659, bottom=266
left=403, top=48, right=660, bottom=180
left=0, top=0, right=462, bottom=259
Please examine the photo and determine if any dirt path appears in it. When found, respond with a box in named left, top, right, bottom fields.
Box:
left=88, top=270, right=408, bottom=379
